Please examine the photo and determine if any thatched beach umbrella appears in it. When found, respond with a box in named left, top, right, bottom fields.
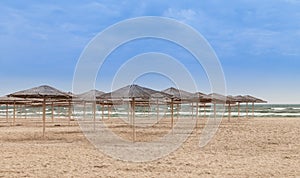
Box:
left=162, top=87, right=194, bottom=102
left=205, top=93, right=228, bottom=122
left=0, top=96, right=35, bottom=124
left=149, top=92, right=173, bottom=122
left=243, top=95, right=267, bottom=118
left=100, top=84, right=172, bottom=141
left=8, top=85, right=71, bottom=137
left=233, top=95, right=267, bottom=119
left=162, top=87, right=194, bottom=122
left=226, top=95, right=238, bottom=121
left=76, top=89, right=105, bottom=120
left=190, top=92, right=210, bottom=124
left=76, top=89, right=105, bottom=101
left=233, top=95, right=246, bottom=119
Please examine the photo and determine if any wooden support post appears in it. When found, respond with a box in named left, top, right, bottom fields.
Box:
left=127, top=102, right=130, bottom=122
left=147, top=104, right=150, bottom=117
left=196, top=102, right=199, bottom=127
left=83, top=101, right=86, bottom=119
left=101, top=103, right=104, bottom=120
left=176, top=103, right=179, bottom=119
left=198, top=103, right=201, bottom=119
left=6, top=104, right=8, bottom=123
left=252, top=102, right=254, bottom=119
left=24, top=104, right=27, bottom=119
left=132, top=98, right=136, bottom=142
left=156, top=99, right=159, bottom=122
left=13, top=101, right=16, bottom=126
left=42, top=98, right=46, bottom=137
left=204, top=103, right=206, bottom=119
left=228, top=103, right=231, bottom=122
left=246, top=102, right=249, bottom=118
left=171, top=98, right=174, bottom=131
left=191, top=102, right=194, bottom=118
left=93, top=102, right=96, bottom=130
left=93, top=102, right=96, bottom=124
left=108, top=105, right=111, bottom=120
left=214, top=102, right=216, bottom=123
left=68, top=100, right=71, bottom=125
left=51, top=102, right=54, bottom=122
left=238, top=102, right=240, bottom=119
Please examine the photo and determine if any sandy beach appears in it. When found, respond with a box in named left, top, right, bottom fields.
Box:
left=0, top=117, right=299, bottom=177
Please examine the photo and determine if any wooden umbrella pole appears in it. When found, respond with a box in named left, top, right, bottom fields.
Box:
left=191, top=102, right=194, bottom=118
left=238, top=102, right=240, bottom=119
left=24, top=104, right=27, bottom=120
left=51, top=102, right=54, bottom=122
left=196, top=101, right=199, bottom=127
left=199, top=103, right=201, bottom=120
left=13, top=101, right=16, bottom=126
left=101, top=103, right=104, bottom=120
left=204, top=103, right=206, bottom=119
left=246, top=102, right=249, bottom=119
left=93, top=102, right=96, bottom=126
left=127, top=102, right=130, bottom=122
left=68, top=100, right=72, bottom=125
left=59, top=106, right=62, bottom=123
left=145, top=104, right=147, bottom=117
left=171, top=98, right=174, bottom=131
left=42, top=98, right=46, bottom=137
left=228, top=103, right=231, bottom=122
left=108, top=105, right=111, bottom=120
left=20, top=105, right=22, bottom=119
left=93, top=102, right=96, bottom=130
left=176, top=103, right=179, bottom=119
left=6, top=104, right=8, bottom=123
left=252, top=102, right=254, bottom=119
left=156, top=99, right=159, bottom=122
left=132, top=98, right=136, bottom=142
left=83, top=101, right=86, bottom=119
left=214, top=102, right=216, bottom=123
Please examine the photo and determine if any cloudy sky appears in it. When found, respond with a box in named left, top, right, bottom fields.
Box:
left=0, top=0, right=300, bottom=103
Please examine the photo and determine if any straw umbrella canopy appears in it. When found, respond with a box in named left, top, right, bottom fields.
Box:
left=187, top=92, right=209, bottom=122
left=232, top=95, right=267, bottom=119
left=162, top=87, right=194, bottom=122
left=149, top=92, right=173, bottom=122
left=8, top=85, right=72, bottom=137
left=232, top=95, right=247, bottom=119
left=206, top=93, right=228, bottom=103
left=162, top=87, right=194, bottom=103
left=75, top=89, right=105, bottom=122
left=243, top=95, right=267, bottom=103
left=0, top=96, right=35, bottom=104
left=191, top=92, right=210, bottom=103
left=225, top=95, right=238, bottom=121
left=100, top=84, right=166, bottom=103
left=100, top=84, right=173, bottom=141
left=243, top=95, right=267, bottom=118
left=76, top=89, right=105, bottom=102
left=204, top=93, right=233, bottom=121
left=0, top=96, right=39, bottom=124
left=197, top=92, right=211, bottom=118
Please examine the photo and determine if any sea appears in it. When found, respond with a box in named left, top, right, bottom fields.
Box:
left=0, top=104, right=300, bottom=119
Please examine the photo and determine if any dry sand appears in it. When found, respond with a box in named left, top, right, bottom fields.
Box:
left=0, top=117, right=299, bottom=177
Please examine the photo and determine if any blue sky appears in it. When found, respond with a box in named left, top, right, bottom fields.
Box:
left=0, top=0, right=300, bottom=103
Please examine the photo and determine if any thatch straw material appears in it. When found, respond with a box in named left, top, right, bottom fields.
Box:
left=8, top=85, right=71, bottom=99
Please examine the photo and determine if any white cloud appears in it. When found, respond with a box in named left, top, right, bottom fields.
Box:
left=163, top=8, right=197, bottom=23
